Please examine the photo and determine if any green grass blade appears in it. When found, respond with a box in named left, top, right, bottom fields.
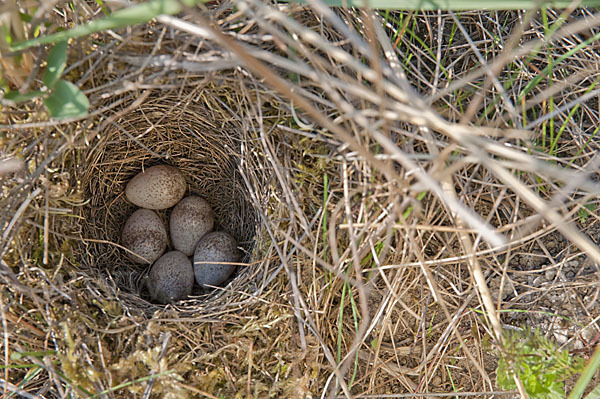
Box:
left=10, top=365, right=44, bottom=398
left=10, top=0, right=197, bottom=52
left=322, top=173, right=329, bottom=252
left=348, top=288, right=359, bottom=388
left=569, top=345, right=600, bottom=399
left=282, top=0, right=600, bottom=10
left=584, top=384, right=600, bottom=399
left=91, top=370, right=174, bottom=397
left=0, top=364, right=42, bottom=370
left=10, top=350, right=56, bottom=360
left=337, top=280, right=348, bottom=364
left=446, top=365, right=459, bottom=399
left=517, top=30, right=600, bottom=103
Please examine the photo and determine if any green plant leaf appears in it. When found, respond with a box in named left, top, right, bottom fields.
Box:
left=3, top=90, right=44, bottom=103
left=42, top=40, right=68, bottom=88
left=370, top=338, right=378, bottom=350
left=570, top=346, right=600, bottom=399
left=10, top=0, right=198, bottom=52
left=496, top=328, right=585, bottom=398
left=43, top=80, right=89, bottom=119
left=578, top=203, right=596, bottom=223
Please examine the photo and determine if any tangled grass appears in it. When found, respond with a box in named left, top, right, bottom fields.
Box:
left=2, top=1, right=600, bottom=398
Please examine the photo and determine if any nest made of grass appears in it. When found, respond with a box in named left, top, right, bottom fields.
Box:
left=2, top=2, right=600, bottom=398
left=78, top=84, right=262, bottom=313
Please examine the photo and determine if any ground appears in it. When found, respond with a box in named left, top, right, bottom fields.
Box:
left=1, top=2, right=600, bottom=398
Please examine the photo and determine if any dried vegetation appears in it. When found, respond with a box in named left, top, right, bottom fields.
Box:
left=1, top=1, right=600, bottom=398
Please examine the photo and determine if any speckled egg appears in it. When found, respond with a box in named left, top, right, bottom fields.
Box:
left=193, top=232, right=241, bottom=288
left=121, top=209, right=167, bottom=264
left=147, top=251, right=194, bottom=304
left=125, top=165, right=186, bottom=210
left=170, top=196, right=214, bottom=256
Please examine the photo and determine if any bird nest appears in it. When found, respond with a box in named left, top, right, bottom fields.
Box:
left=77, top=86, right=262, bottom=313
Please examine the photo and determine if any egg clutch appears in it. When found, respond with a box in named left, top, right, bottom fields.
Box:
left=121, top=165, right=241, bottom=304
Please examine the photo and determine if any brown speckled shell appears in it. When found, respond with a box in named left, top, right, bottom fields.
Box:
left=170, top=196, right=214, bottom=256
left=193, top=231, right=240, bottom=288
left=125, top=165, right=186, bottom=210
left=147, top=251, right=194, bottom=304
left=121, top=209, right=167, bottom=264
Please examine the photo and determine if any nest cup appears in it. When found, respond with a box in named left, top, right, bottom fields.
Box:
left=77, top=86, right=260, bottom=312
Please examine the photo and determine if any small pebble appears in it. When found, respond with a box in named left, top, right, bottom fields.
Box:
left=565, top=270, right=576, bottom=280
left=545, top=269, right=556, bottom=281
